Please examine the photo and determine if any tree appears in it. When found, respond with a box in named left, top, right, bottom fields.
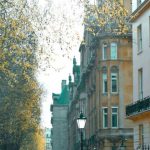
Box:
left=19, top=128, right=45, bottom=150
left=0, top=1, right=44, bottom=150
left=0, top=0, right=84, bottom=71
left=83, top=0, right=131, bottom=37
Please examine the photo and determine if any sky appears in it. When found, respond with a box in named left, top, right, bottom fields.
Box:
left=36, top=0, right=84, bottom=128
left=38, top=48, right=81, bottom=128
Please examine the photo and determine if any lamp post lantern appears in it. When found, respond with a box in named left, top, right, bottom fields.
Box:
left=77, top=112, right=87, bottom=150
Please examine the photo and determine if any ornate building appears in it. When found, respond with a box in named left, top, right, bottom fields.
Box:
left=92, top=35, right=134, bottom=150
left=68, top=0, right=134, bottom=149
left=68, top=57, right=82, bottom=150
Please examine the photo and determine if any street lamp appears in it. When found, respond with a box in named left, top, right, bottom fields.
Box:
left=77, top=112, right=87, bottom=150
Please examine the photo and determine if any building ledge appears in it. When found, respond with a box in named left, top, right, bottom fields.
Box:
left=126, top=109, right=150, bottom=121
left=98, top=128, right=133, bottom=138
left=130, top=0, right=150, bottom=22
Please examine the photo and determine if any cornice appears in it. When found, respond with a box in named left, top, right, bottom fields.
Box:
left=130, top=0, right=150, bottom=22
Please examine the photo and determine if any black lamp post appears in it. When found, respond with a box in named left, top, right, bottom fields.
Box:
left=77, top=112, right=87, bottom=150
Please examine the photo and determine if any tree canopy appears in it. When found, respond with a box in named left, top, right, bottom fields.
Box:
left=83, top=0, right=131, bottom=36
left=0, top=1, right=45, bottom=150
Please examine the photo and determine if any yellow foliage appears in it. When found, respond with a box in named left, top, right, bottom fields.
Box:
left=11, top=20, right=18, bottom=28
left=0, top=1, right=42, bottom=148
left=35, top=130, right=45, bottom=150
left=84, top=0, right=130, bottom=36
left=19, top=129, right=45, bottom=150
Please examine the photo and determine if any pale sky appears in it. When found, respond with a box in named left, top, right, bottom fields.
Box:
left=36, top=0, right=84, bottom=128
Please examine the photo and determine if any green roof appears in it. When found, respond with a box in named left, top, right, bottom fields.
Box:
left=73, top=65, right=80, bottom=74
left=53, top=85, right=69, bottom=105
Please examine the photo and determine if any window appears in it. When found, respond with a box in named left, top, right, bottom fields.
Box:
left=102, top=73, right=108, bottom=93
left=149, top=17, right=150, bottom=45
left=111, top=73, right=118, bottom=93
left=111, top=107, right=118, bottom=128
left=110, top=43, right=117, bottom=59
left=102, top=43, right=107, bottom=60
left=102, top=107, right=108, bottom=128
left=138, top=68, right=143, bottom=99
left=137, top=24, right=142, bottom=52
left=139, top=124, right=144, bottom=145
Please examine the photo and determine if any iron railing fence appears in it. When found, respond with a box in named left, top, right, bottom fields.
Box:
left=126, top=96, right=150, bottom=117
left=136, top=144, right=150, bottom=150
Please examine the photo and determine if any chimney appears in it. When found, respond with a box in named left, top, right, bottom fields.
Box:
left=61, top=80, right=66, bottom=91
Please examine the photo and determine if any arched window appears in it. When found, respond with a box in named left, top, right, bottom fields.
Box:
left=102, top=107, right=108, bottom=128
left=102, top=43, right=107, bottom=60
left=111, top=66, right=119, bottom=73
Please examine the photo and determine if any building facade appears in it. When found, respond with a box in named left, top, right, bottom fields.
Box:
left=78, top=33, right=134, bottom=150
left=68, top=57, right=82, bottom=150
left=51, top=80, right=69, bottom=150
left=68, top=0, right=135, bottom=150
left=126, top=0, right=150, bottom=149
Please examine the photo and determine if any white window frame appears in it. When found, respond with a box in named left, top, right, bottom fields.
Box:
left=111, top=73, right=118, bottom=93
left=102, top=73, right=108, bottom=93
left=137, top=24, right=142, bottom=52
left=138, top=68, right=143, bottom=99
left=110, top=43, right=117, bottom=60
left=139, top=124, right=144, bottom=145
left=149, top=16, right=150, bottom=46
left=102, top=107, right=108, bottom=128
left=111, top=107, right=118, bottom=128
left=102, top=43, right=107, bottom=60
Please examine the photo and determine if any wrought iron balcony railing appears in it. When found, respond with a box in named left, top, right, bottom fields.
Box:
left=136, top=144, right=150, bottom=150
left=126, top=96, right=150, bottom=117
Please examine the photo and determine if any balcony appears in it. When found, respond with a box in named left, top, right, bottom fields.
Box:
left=136, top=144, right=150, bottom=150
left=126, top=96, right=150, bottom=118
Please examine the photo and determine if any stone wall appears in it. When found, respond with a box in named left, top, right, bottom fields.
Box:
left=52, top=105, right=68, bottom=150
